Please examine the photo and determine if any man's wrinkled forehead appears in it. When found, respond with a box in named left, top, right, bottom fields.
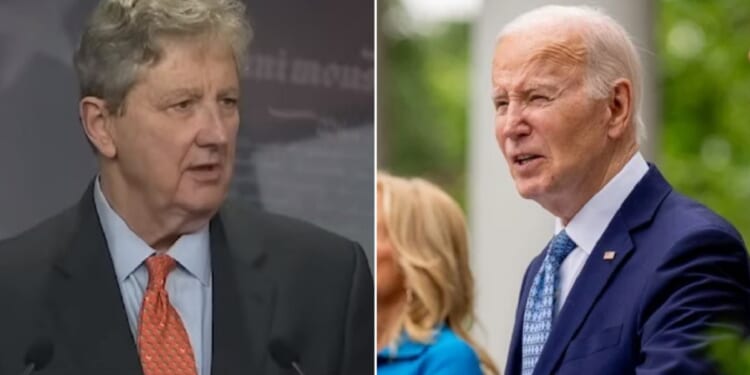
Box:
left=492, top=28, right=588, bottom=89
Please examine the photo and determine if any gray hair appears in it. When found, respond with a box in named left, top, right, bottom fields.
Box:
left=497, top=5, right=646, bottom=143
left=73, top=0, right=253, bottom=114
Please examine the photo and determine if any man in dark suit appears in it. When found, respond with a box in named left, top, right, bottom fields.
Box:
left=0, top=1, right=373, bottom=374
left=491, top=5, right=750, bottom=375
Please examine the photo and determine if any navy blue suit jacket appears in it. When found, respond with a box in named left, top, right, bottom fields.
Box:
left=505, top=166, right=750, bottom=375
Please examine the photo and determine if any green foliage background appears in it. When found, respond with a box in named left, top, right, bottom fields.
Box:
left=378, top=0, right=470, bottom=204
left=659, top=0, right=750, bottom=242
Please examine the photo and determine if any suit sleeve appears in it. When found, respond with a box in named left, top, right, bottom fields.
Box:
left=637, top=227, right=750, bottom=374
left=339, top=242, right=374, bottom=375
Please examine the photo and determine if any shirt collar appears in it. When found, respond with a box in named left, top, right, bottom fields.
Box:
left=169, top=226, right=211, bottom=286
left=94, top=177, right=211, bottom=286
left=555, top=152, right=649, bottom=254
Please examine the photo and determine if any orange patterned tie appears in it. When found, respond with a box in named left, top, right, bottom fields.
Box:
left=137, top=254, right=198, bottom=375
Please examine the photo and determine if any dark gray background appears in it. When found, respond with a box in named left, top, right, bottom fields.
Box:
left=0, top=0, right=374, bottom=266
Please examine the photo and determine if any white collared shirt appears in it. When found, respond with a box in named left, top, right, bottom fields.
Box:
left=554, top=152, right=649, bottom=314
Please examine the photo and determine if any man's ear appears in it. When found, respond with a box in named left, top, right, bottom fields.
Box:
left=79, top=97, right=117, bottom=158
left=606, top=78, right=633, bottom=140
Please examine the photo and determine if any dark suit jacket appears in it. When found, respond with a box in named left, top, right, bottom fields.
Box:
left=0, top=184, right=374, bottom=375
left=505, top=166, right=750, bottom=375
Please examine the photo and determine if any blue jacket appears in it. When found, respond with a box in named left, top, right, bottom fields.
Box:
left=505, top=166, right=750, bottom=374
left=378, top=326, right=483, bottom=375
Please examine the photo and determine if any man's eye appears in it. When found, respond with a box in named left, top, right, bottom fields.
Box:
left=172, top=100, right=193, bottom=110
left=220, top=98, right=238, bottom=108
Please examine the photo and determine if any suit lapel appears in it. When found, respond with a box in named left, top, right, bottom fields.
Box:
left=210, top=205, right=275, bottom=375
left=531, top=166, right=672, bottom=375
left=51, top=184, right=143, bottom=375
left=532, top=214, right=634, bottom=375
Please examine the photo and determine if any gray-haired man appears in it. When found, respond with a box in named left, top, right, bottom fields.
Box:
left=0, top=1, right=373, bottom=374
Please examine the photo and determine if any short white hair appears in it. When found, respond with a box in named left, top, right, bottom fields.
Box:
left=497, top=5, right=646, bottom=143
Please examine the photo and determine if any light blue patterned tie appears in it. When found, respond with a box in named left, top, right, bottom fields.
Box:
left=521, top=230, right=577, bottom=375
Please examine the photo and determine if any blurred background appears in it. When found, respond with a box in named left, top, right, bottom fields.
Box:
left=378, top=0, right=750, bottom=367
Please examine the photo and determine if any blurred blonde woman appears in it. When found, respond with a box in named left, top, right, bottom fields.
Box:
left=377, top=172, right=499, bottom=375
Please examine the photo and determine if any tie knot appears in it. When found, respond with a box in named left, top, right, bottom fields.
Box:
left=547, top=230, right=577, bottom=265
left=145, top=254, right=176, bottom=290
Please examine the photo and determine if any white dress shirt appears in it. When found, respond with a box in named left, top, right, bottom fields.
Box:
left=554, top=152, right=649, bottom=314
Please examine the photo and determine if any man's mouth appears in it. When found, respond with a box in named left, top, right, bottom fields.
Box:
left=190, top=164, right=219, bottom=171
left=513, top=154, right=542, bottom=165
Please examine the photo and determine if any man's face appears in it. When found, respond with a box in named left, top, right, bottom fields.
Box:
left=108, top=37, right=240, bottom=220
left=491, top=30, right=613, bottom=210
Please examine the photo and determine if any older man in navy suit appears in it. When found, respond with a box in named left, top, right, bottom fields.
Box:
left=492, top=5, right=750, bottom=375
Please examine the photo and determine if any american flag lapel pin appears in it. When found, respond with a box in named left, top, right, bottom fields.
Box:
left=603, top=251, right=616, bottom=261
